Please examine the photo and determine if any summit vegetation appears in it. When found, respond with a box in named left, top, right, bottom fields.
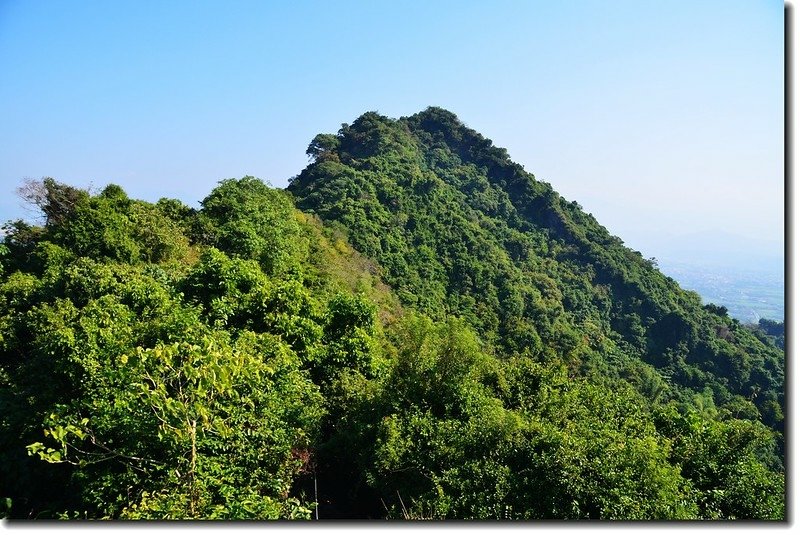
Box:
left=0, top=108, right=784, bottom=520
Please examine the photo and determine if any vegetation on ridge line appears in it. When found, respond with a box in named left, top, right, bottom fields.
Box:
left=0, top=108, right=784, bottom=519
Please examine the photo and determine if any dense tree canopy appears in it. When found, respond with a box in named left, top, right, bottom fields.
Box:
left=289, top=108, right=784, bottom=437
left=1, top=109, right=785, bottom=520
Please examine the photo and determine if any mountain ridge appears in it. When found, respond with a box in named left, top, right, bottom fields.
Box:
left=0, top=107, right=785, bottom=520
left=289, top=107, right=783, bottom=428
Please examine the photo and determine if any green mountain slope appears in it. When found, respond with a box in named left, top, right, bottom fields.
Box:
left=0, top=109, right=785, bottom=520
left=0, top=178, right=396, bottom=519
left=289, top=107, right=784, bottom=433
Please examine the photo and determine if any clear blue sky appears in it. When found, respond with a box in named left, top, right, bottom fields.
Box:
left=0, top=0, right=784, bottom=262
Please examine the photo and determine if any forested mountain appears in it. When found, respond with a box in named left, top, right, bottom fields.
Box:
left=289, top=108, right=784, bottom=432
left=0, top=108, right=785, bottom=520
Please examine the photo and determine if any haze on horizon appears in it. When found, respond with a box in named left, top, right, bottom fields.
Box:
left=0, top=0, right=784, bottom=267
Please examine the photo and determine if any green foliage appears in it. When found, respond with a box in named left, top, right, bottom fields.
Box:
left=287, top=107, right=784, bottom=519
left=194, top=176, right=307, bottom=276
left=289, top=107, right=784, bottom=431
left=749, top=318, right=784, bottom=351
left=316, top=293, right=377, bottom=382
left=6, top=179, right=192, bottom=266
left=307, top=133, right=341, bottom=162
left=654, top=405, right=784, bottom=519
left=1, top=109, right=785, bottom=520
left=0, top=243, right=9, bottom=276
left=27, top=333, right=323, bottom=519
left=322, top=318, right=697, bottom=519
left=0, top=178, right=389, bottom=519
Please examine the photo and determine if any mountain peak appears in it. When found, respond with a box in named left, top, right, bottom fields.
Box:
left=289, top=108, right=784, bottom=440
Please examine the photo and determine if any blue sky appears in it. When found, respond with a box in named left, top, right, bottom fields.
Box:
left=0, top=0, right=784, bottom=263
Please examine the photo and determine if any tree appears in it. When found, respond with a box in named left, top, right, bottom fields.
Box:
left=27, top=332, right=324, bottom=519
left=306, top=134, right=341, bottom=162
left=17, top=177, right=88, bottom=227
left=196, top=177, right=307, bottom=276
